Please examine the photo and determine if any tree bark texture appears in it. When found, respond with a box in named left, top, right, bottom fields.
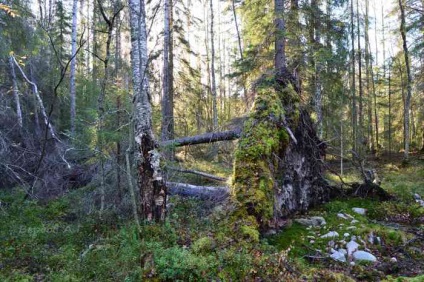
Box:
left=128, top=0, right=166, bottom=222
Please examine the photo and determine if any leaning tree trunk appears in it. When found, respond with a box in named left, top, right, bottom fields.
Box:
left=128, top=0, right=166, bottom=222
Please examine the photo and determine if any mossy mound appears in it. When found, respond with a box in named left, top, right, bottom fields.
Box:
left=232, top=84, right=297, bottom=228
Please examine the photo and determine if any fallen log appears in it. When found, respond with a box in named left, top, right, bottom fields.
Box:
left=166, top=167, right=227, bottom=182
left=167, top=182, right=229, bottom=200
left=160, top=129, right=241, bottom=147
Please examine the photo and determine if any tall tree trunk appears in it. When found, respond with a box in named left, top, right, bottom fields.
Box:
left=398, top=0, right=413, bottom=160
left=161, top=0, right=174, bottom=159
left=364, top=0, right=374, bottom=152
left=356, top=0, right=364, bottom=151
left=231, top=0, right=248, bottom=108
left=70, top=0, right=78, bottom=136
left=209, top=0, right=218, bottom=140
left=350, top=0, right=357, bottom=152
left=9, top=56, right=23, bottom=129
left=275, top=0, right=286, bottom=72
left=128, top=0, right=166, bottom=222
left=311, top=0, right=323, bottom=138
left=388, top=61, right=392, bottom=154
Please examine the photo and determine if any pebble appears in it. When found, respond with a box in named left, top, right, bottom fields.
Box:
left=347, top=226, right=357, bottom=230
left=346, top=240, right=359, bottom=256
left=352, top=250, right=377, bottom=262
left=352, top=208, right=367, bottom=215
left=390, top=257, right=397, bottom=263
left=330, top=251, right=347, bottom=262
left=295, top=216, right=326, bottom=227
left=321, top=231, right=339, bottom=238
left=344, top=233, right=350, bottom=237
left=337, top=213, right=349, bottom=219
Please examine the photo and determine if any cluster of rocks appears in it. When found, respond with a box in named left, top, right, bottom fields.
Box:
left=295, top=207, right=388, bottom=265
left=414, top=193, right=424, bottom=207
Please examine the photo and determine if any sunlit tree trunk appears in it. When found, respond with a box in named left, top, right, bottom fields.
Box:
left=128, top=0, right=167, bottom=222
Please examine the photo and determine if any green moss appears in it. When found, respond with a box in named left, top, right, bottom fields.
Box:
left=232, top=84, right=297, bottom=229
left=192, top=237, right=215, bottom=254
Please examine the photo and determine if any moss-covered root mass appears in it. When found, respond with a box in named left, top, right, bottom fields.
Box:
left=232, top=84, right=297, bottom=232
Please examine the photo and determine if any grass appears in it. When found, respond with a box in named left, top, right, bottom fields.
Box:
left=0, top=155, right=423, bottom=281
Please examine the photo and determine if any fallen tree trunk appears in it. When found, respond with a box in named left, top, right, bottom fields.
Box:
left=167, top=182, right=229, bottom=200
left=166, top=167, right=227, bottom=182
left=160, top=129, right=241, bottom=147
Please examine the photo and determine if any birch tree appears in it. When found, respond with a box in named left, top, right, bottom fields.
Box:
left=128, top=0, right=166, bottom=222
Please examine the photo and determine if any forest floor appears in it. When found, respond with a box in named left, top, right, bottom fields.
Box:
left=0, top=152, right=423, bottom=281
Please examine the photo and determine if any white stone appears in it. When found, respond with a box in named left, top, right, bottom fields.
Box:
left=352, top=251, right=377, bottom=262
left=352, top=208, right=367, bottom=215
left=321, top=231, right=339, bottom=238
left=390, top=257, right=397, bottom=263
left=347, top=226, right=357, bottom=230
left=346, top=240, right=360, bottom=256
left=295, top=216, right=327, bottom=227
left=310, top=240, right=315, bottom=244
left=350, top=262, right=355, bottom=266
left=330, top=251, right=347, bottom=262
left=351, top=219, right=360, bottom=224
left=337, top=213, right=349, bottom=219
left=338, top=249, right=347, bottom=255
left=344, top=233, right=350, bottom=237
left=413, top=193, right=421, bottom=200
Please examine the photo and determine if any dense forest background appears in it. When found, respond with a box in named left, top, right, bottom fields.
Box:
left=0, top=0, right=423, bottom=280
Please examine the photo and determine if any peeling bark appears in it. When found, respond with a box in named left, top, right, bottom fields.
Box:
left=129, top=0, right=166, bottom=222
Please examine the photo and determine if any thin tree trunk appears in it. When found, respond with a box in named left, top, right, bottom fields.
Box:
left=275, top=0, right=286, bottom=72
left=350, top=0, right=357, bottom=152
left=364, top=0, right=374, bottom=152
left=356, top=0, right=364, bottom=150
left=210, top=0, right=218, bottom=147
left=70, top=0, right=78, bottom=135
left=388, top=62, right=392, bottom=154
left=128, top=0, right=167, bottom=222
left=161, top=0, right=174, bottom=159
left=231, top=0, right=248, bottom=108
left=398, top=0, right=412, bottom=160
left=9, top=56, right=23, bottom=129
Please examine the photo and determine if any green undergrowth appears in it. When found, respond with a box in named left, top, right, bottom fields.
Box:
left=0, top=188, right=296, bottom=281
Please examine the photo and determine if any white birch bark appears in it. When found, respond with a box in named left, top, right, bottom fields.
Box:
left=128, top=0, right=166, bottom=222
